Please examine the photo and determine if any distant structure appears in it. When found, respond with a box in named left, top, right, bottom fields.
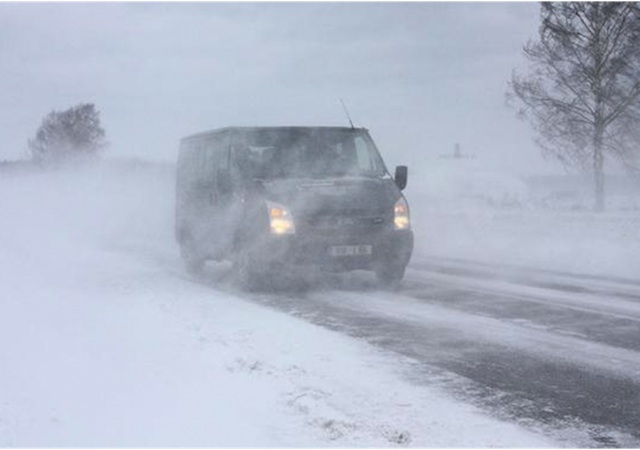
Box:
left=439, top=143, right=476, bottom=160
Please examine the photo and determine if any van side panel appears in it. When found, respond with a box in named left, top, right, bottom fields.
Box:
left=176, top=131, right=234, bottom=259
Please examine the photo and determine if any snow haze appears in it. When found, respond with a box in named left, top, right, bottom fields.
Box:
left=2, top=2, right=640, bottom=447
left=1, top=156, right=638, bottom=445
left=0, top=2, right=555, bottom=175
left=0, top=163, right=558, bottom=447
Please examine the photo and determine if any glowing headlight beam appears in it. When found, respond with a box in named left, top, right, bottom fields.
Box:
left=393, top=197, right=410, bottom=230
left=267, top=201, right=295, bottom=235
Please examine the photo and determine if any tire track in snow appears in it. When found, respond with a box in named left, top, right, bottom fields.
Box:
left=261, top=284, right=640, bottom=447
left=402, top=261, right=640, bottom=352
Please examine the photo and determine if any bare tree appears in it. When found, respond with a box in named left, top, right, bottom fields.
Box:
left=508, top=2, right=640, bottom=211
left=29, top=103, right=107, bottom=165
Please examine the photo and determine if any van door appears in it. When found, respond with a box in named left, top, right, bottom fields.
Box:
left=196, top=133, right=235, bottom=260
left=225, top=136, right=261, bottom=250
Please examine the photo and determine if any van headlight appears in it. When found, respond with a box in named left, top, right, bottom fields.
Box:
left=394, top=197, right=410, bottom=230
left=267, top=201, right=296, bottom=235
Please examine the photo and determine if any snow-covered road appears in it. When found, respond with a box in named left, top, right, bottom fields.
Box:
left=239, top=258, right=640, bottom=447
left=1, top=161, right=639, bottom=447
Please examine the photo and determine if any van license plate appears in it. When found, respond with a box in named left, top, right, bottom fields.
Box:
left=329, top=245, right=373, bottom=257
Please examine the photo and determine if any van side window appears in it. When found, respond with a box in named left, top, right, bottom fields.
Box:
left=202, top=144, right=218, bottom=180
left=177, top=145, right=204, bottom=185
left=201, top=134, right=230, bottom=181
left=177, top=146, right=192, bottom=179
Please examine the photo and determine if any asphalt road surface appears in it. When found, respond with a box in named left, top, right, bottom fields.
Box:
left=199, top=257, right=640, bottom=447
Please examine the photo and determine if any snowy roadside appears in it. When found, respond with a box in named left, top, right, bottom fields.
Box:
left=412, top=205, right=640, bottom=281
left=0, top=164, right=555, bottom=447
left=409, top=159, right=640, bottom=281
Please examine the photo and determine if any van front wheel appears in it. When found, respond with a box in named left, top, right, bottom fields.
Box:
left=233, top=249, right=267, bottom=291
left=375, top=263, right=406, bottom=289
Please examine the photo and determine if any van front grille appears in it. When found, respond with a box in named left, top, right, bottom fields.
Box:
left=303, top=212, right=385, bottom=231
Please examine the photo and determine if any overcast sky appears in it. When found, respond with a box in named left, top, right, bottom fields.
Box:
left=0, top=2, right=559, bottom=175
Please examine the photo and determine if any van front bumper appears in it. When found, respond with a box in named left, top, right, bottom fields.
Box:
left=250, top=228, right=414, bottom=273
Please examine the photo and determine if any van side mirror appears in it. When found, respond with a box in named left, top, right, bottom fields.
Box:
left=394, top=165, right=408, bottom=191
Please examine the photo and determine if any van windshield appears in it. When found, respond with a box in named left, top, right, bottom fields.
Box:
left=233, top=128, right=387, bottom=180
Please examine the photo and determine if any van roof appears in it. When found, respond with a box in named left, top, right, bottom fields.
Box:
left=180, top=126, right=369, bottom=144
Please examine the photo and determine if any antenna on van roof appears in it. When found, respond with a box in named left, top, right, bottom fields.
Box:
left=340, top=99, right=355, bottom=129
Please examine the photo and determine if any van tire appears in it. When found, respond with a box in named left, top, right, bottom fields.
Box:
left=375, top=263, right=406, bottom=290
left=233, top=249, right=265, bottom=291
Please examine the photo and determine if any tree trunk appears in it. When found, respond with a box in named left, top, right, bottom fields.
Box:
left=593, top=127, right=605, bottom=212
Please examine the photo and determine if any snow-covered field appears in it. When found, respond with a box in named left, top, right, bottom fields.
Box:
left=1, top=159, right=637, bottom=446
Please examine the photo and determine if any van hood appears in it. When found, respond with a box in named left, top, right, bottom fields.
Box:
left=261, top=176, right=400, bottom=218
